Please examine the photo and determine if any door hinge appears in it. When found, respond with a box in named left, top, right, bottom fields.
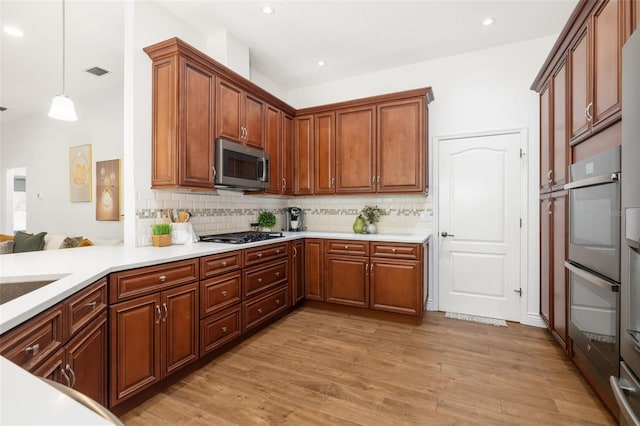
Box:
left=514, top=288, right=522, bottom=297
left=519, top=218, right=522, bottom=228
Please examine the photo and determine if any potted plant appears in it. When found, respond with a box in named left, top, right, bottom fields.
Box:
left=360, top=205, right=386, bottom=234
left=151, top=223, right=172, bottom=247
left=258, top=211, right=276, bottom=232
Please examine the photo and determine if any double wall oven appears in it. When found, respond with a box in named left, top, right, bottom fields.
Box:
left=564, top=146, right=621, bottom=394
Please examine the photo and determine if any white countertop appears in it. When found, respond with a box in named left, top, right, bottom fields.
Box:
left=0, top=231, right=429, bottom=334
left=0, top=357, right=112, bottom=425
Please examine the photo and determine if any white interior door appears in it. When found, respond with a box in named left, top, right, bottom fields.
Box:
left=438, top=131, right=522, bottom=321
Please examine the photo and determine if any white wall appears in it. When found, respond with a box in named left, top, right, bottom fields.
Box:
left=0, top=88, right=124, bottom=239
left=288, top=35, right=557, bottom=326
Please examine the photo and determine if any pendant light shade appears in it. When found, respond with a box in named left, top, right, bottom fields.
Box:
left=49, top=0, right=77, bottom=121
left=48, top=94, right=78, bottom=121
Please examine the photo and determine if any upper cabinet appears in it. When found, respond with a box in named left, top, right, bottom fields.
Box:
left=336, top=106, right=376, bottom=193
left=217, top=78, right=266, bottom=149
left=264, top=104, right=281, bottom=194
left=293, top=114, right=315, bottom=195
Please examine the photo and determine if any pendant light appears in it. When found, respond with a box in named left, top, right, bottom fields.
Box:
left=48, top=0, right=78, bottom=121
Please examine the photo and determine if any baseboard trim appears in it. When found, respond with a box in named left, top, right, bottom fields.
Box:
left=523, top=312, right=546, bottom=328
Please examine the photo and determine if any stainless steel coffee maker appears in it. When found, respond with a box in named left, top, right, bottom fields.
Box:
left=285, top=207, right=304, bottom=231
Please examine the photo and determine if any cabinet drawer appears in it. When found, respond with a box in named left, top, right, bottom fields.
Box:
left=243, top=286, right=289, bottom=331
left=200, top=251, right=242, bottom=279
left=370, top=242, right=421, bottom=260
left=244, top=243, right=288, bottom=267
left=200, top=305, right=241, bottom=356
left=66, top=278, right=107, bottom=337
left=244, top=260, right=288, bottom=299
left=326, top=240, right=369, bottom=256
left=0, top=305, right=64, bottom=372
left=109, top=259, right=198, bottom=303
left=200, top=271, right=241, bottom=318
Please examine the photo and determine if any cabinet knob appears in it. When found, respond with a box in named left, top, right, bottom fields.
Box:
left=257, top=278, right=263, bottom=283
left=344, top=245, right=349, bottom=250
left=158, top=275, right=167, bottom=282
left=276, top=249, right=280, bottom=254
left=275, top=272, right=281, bottom=277
left=221, top=326, right=228, bottom=333
left=391, top=248, right=396, bottom=253
left=257, top=253, right=263, bottom=258
left=221, top=290, right=227, bottom=296
left=221, top=261, right=228, bottom=267
left=258, top=308, right=263, bottom=314
left=86, top=301, right=97, bottom=309
left=276, top=299, right=280, bottom=305
left=25, top=343, right=40, bottom=356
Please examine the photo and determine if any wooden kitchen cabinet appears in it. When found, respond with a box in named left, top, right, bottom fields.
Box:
left=552, top=59, right=568, bottom=191
left=314, top=111, right=336, bottom=194
left=377, top=97, right=426, bottom=193
left=294, top=114, right=314, bottom=195
left=282, top=113, right=295, bottom=195
left=540, top=194, right=552, bottom=327
left=325, top=255, right=369, bottom=308
left=305, top=239, right=325, bottom=301
left=290, top=240, right=305, bottom=305
left=265, top=104, right=281, bottom=194
left=540, top=82, right=552, bottom=193
left=146, top=52, right=216, bottom=190
left=335, top=106, right=376, bottom=193
left=216, top=78, right=265, bottom=149
left=370, top=259, right=422, bottom=316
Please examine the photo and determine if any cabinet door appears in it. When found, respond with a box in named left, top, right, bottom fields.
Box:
left=291, top=241, right=305, bottom=305
left=32, top=348, right=65, bottom=383
left=265, top=105, right=281, bottom=194
left=336, top=106, right=376, bottom=193
left=282, top=113, right=295, bottom=195
left=540, top=194, right=552, bottom=328
left=294, top=115, right=314, bottom=195
left=540, top=83, right=552, bottom=192
left=180, top=58, right=215, bottom=188
left=552, top=192, right=568, bottom=347
left=216, top=79, right=243, bottom=142
left=553, top=60, right=568, bottom=190
left=569, top=25, right=591, bottom=142
left=377, top=98, right=425, bottom=193
left=325, top=255, right=368, bottom=308
left=592, top=0, right=622, bottom=129
left=244, top=93, right=265, bottom=149
left=370, top=259, right=422, bottom=315
left=162, top=283, right=199, bottom=377
left=314, top=111, right=336, bottom=194
left=304, top=239, right=324, bottom=301
left=151, top=56, right=178, bottom=187
left=66, top=312, right=108, bottom=407
left=636, top=1, right=640, bottom=33
left=110, top=294, right=160, bottom=406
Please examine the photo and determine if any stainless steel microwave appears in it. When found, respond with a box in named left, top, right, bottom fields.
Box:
left=214, top=139, right=270, bottom=191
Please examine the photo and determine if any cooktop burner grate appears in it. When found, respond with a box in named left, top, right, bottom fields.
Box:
left=199, top=231, right=284, bottom=244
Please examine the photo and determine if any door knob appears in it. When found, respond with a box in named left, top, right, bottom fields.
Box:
left=441, top=231, right=455, bottom=237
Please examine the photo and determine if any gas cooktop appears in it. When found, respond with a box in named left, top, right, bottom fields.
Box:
left=199, top=231, right=284, bottom=244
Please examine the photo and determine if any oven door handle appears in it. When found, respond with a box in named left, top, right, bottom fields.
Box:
left=564, top=261, right=619, bottom=292
left=610, top=375, right=640, bottom=426
left=564, top=173, right=619, bottom=190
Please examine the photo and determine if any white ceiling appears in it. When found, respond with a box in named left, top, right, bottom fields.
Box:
left=1, top=0, right=578, bottom=121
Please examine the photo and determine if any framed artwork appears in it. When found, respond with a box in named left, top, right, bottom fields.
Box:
left=69, top=144, right=92, bottom=202
left=96, top=159, right=122, bottom=221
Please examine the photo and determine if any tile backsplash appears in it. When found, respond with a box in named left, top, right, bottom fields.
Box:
left=135, top=189, right=432, bottom=246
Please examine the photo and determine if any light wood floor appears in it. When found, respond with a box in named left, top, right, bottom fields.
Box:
left=121, top=307, right=614, bottom=425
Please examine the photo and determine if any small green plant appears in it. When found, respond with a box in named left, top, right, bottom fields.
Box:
left=360, top=205, right=386, bottom=224
left=258, top=211, right=277, bottom=228
left=151, top=223, right=172, bottom=235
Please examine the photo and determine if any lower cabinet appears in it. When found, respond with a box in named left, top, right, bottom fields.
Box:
left=304, top=239, right=325, bottom=301
left=370, top=259, right=422, bottom=315
left=325, top=255, right=369, bottom=307
left=109, top=282, right=199, bottom=406
left=200, top=305, right=241, bottom=356
left=290, top=240, right=305, bottom=305
left=243, top=286, right=289, bottom=331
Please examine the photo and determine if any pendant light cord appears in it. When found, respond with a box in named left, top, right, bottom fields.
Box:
left=62, top=0, right=66, bottom=94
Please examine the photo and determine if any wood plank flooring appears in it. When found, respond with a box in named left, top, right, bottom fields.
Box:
left=121, top=307, right=614, bottom=425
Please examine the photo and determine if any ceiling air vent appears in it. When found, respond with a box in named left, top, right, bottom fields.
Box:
left=85, top=66, right=110, bottom=76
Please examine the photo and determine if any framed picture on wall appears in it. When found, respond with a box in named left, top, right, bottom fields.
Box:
left=96, top=159, right=122, bottom=221
left=69, top=144, right=92, bottom=202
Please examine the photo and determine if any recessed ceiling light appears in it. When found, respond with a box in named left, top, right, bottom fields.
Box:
left=317, top=60, right=326, bottom=67
left=261, top=5, right=274, bottom=15
left=482, top=17, right=494, bottom=27
left=3, top=26, right=24, bottom=38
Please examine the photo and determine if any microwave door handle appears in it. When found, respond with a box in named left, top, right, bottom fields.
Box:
left=564, top=173, right=619, bottom=190
left=610, top=376, right=640, bottom=426
left=259, top=158, right=268, bottom=182
left=564, top=261, right=619, bottom=292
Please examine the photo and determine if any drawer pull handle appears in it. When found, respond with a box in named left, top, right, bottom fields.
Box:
left=156, top=305, right=162, bottom=324
left=159, top=275, right=167, bottom=282
left=162, top=303, right=168, bottom=322
left=221, top=290, right=227, bottom=296
left=25, top=344, right=40, bottom=356
left=257, top=278, right=263, bottom=283
left=258, top=308, right=263, bottom=314
left=276, top=299, right=280, bottom=305
left=86, top=301, right=97, bottom=309
left=61, top=367, right=71, bottom=387
left=221, top=326, right=228, bottom=333
left=257, top=253, right=263, bottom=258
left=65, top=364, right=76, bottom=388
left=221, top=261, right=228, bottom=267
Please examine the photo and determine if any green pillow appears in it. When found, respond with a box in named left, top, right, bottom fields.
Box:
left=13, top=231, right=47, bottom=253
